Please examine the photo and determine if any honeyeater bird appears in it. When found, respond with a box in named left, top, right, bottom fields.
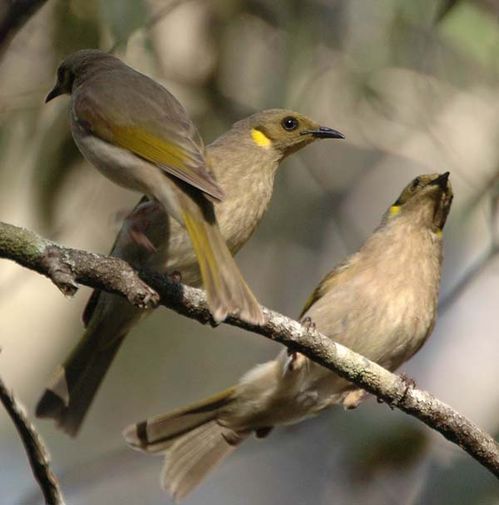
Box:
left=124, top=172, right=453, bottom=501
left=37, top=56, right=344, bottom=435
left=44, top=49, right=338, bottom=325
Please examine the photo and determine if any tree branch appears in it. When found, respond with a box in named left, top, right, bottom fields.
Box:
left=1, top=221, right=498, bottom=478
left=0, top=222, right=159, bottom=307
left=0, top=0, right=48, bottom=56
left=0, top=374, right=65, bottom=505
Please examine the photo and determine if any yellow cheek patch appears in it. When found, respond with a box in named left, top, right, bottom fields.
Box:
left=251, top=128, right=272, bottom=148
left=389, top=205, right=401, bottom=216
left=436, top=229, right=443, bottom=238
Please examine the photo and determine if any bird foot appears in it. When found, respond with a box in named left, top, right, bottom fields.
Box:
left=376, top=396, right=394, bottom=410
left=284, top=349, right=306, bottom=374
left=376, top=374, right=416, bottom=409
left=283, top=316, right=316, bottom=375
left=301, top=316, right=316, bottom=333
left=342, top=389, right=367, bottom=410
left=399, top=373, right=416, bottom=402
left=124, top=201, right=162, bottom=253
left=168, top=270, right=182, bottom=284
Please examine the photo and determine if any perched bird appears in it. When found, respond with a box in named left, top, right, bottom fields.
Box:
left=36, top=94, right=344, bottom=433
left=47, top=49, right=262, bottom=324
left=124, top=172, right=453, bottom=501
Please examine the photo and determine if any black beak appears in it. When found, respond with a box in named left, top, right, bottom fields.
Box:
left=45, top=84, right=62, bottom=103
left=431, top=171, right=450, bottom=189
left=302, top=126, right=345, bottom=140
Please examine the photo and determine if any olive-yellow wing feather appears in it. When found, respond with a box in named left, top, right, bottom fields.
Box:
left=72, top=68, right=224, bottom=201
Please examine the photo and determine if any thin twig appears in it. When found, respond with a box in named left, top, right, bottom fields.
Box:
left=0, top=375, right=65, bottom=505
left=0, top=220, right=498, bottom=479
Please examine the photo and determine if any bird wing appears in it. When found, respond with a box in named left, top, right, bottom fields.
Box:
left=82, top=196, right=153, bottom=327
left=72, top=69, right=224, bottom=201
left=299, top=260, right=350, bottom=319
left=297, top=258, right=381, bottom=350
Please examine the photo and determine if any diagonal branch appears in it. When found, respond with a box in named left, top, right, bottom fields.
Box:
left=0, top=374, right=65, bottom=505
left=0, top=0, right=49, bottom=57
left=0, top=220, right=498, bottom=479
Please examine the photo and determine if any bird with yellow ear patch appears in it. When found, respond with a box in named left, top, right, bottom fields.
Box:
left=45, top=49, right=341, bottom=325
left=124, top=172, right=453, bottom=501
left=36, top=91, right=344, bottom=434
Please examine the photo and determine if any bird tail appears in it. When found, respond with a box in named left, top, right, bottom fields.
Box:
left=35, top=295, right=142, bottom=436
left=124, top=387, right=247, bottom=501
left=178, top=193, right=263, bottom=325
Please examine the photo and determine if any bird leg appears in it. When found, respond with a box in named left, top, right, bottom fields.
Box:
left=284, top=349, right=307, bottom=374
left=123, top=200, right=162, bottom=253
left=398, top=373, right=416, bottom=402
left=284, top=316, right=317, bottom=374
left=168, top=270, right=182, bottom=284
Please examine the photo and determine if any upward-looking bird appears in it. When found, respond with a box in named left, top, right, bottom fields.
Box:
left=37, top=82, right=344, bottom=433
left=124, top=172, right=453, bottom=501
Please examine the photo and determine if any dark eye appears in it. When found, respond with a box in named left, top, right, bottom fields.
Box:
left=410, top=178, right=420, bottom=191
left=281, top=116, right=299, bottom=131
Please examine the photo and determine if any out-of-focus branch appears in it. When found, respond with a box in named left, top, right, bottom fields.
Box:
left=436, top=0, right=499, bottom=23
left=108, top=0, right=193, bottom=54
left=0, top=220, right=498, bottom=479
left=0, top=375, right=65, bottom=505
left=0, top=0, right=48, bottom=56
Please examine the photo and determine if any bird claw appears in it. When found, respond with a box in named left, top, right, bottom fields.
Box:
left=283, top=317, right=316, bottom=375
left=399, top=373, right=416, bottom=401
left=377, top=395, right=394, bottom=410
left=168, top=270, right=182, bottom=284
left=302, top=316, right=316, bottom=333
left=123, top=201, right=162, bottom=253
left=377, top=374, right=416, bottom=409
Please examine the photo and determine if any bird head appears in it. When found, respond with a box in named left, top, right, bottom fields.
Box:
left=45, top=49, right=119, bottom=102
left=235, top=109, right=344, bottom=159
left=387, top=172, right=453, bottom=232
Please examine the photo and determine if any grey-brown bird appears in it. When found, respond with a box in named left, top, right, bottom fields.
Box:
left=124, top=172, right=453, bottom=501
left=46, top=49, right=337, bottom=326
left=35, top=104, right=344, bottom=435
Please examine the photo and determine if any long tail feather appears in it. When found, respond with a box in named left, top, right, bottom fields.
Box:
left=36, top=197, right=169, bottom=436
left=124, top=387, right=236, bottom=453
left=123, top=387, right=245, bottom=501
left=178, top=193, right=264, bottom=325
left=163, top=421, right=246, bottom=501
left=36, top=296, right=142, bottom=436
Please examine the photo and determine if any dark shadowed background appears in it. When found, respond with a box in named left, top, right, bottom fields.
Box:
left=0, top=0, right=498, bottom=504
